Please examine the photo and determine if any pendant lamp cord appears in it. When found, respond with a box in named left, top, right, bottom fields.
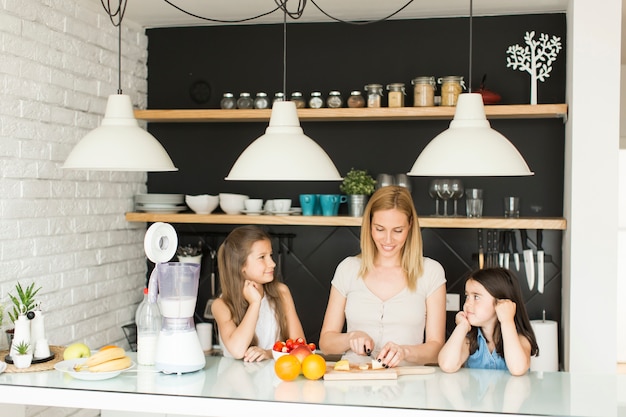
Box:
left=468, top=0, right=473, bottom=93
left=100, top=0, right=127, bottom=94
left=282, top=6, right=287, bottom=97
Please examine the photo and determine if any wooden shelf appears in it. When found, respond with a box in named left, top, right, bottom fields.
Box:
left=134, top=104, right=568, bottom=123
left=125, top=212, right=567, bottom=230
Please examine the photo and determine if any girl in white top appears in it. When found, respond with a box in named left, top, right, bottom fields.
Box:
left=320, top=186, right=447, bottom=368
left=212, top=226, right=304, bottom=361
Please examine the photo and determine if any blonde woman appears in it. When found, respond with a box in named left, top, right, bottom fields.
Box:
left=212, top=226, right=304, bottom=361
left=319, top=186, right=447, bottom=367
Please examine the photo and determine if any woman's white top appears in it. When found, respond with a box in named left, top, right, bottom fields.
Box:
left=331, top=256, right=446, bottom=364
left=220, top=295, right=279, bottom=358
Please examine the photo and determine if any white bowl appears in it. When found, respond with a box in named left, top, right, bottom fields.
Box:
left=185, top=194, right=219, bottom=214
left=272, top=350, right=288, bottom=361
left=219, top=193, right=249, bottom=214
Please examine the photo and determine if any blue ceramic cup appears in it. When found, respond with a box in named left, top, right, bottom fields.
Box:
left=319, top=194, right=348, bottom=216
left=299, top=194, right=319, bottom=216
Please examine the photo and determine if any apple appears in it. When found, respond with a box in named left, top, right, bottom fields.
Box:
left=289, top=345, right=312, bottom=363
left=63, top=342, right=91, bottom=360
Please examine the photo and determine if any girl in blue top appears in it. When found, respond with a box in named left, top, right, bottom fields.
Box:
left=438, top=268, right=538, bottom=376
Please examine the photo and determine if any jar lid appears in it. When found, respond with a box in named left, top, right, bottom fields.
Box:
left=411, top=76, right=436, bottom=84
left=386, top=83, right=405, bottom=91
left=364, top=83, right=383, bottom=89
left=329, top=91, right=341, bottom=96
left=438, top=76, right=464, bottom=83
left=311, top=91, right=322, bottom=97
left=350, top=91, right=362, bottom=96
left=223, top=92, right=234, bottom=97
left=291, top=92, right=303, bottom=97
left=240, top=92, right=251, bottom=97
left=274, top=92, right=285, bottom=97
left=256, top=92, right=268, bottom=97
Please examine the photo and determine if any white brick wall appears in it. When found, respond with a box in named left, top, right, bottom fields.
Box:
left=0, top=0, right=148, bottom=394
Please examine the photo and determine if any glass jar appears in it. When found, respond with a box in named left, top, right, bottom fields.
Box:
left=386, top=83, right=406, bottom=108
left=253, top=92, right=270, bottom=109
left=220, top=92, right=236, bottom=109
left=327, top=91, right=343, bottom=108
left=236, top=92, right=254, bottom=109
left=309, top=91, right=324, bottom=109
left=273, top=92, right=285, bottom=104
left=364, top=84, right=383, bottom=108
left=347, top=91, right=365, bottom=108
left=438, top=76, right=466, bottom=106
left=290, top=92, right=306, bottom=109
left=411, top=76, right=436, bottom=107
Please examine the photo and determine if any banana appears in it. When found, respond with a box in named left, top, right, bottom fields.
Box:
left=73, top=347, right=126, bottom=371
left=87, top=355, right=132, bottom=372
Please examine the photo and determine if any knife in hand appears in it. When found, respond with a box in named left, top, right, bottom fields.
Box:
left=510, top=230, right=520, bottom=271
left=520, top=229, right=535, bottom=290
left=537, top=229, right=544, bottom=293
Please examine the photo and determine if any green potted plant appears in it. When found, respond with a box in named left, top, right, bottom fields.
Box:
left=6, top=282, right=41, bottom=347
left=339, top=168, right=377, bottom=217
left=12, top=340, right=32, bottom=368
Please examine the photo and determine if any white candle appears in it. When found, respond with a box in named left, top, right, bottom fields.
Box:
left=30, top=310, right=45, bottom=344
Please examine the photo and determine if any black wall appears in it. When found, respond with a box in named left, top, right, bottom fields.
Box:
left=144, top=14, right=566, bottom=365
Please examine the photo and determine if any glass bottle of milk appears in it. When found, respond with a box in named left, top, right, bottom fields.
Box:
left=135, top=287, right=161, bottom=366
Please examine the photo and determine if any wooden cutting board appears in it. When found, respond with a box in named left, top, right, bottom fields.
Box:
left=323, top=363, right=436, bottom=381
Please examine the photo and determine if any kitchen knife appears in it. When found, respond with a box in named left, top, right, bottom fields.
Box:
left=510, top=230, right=520, bottom=271
left=498, top=231, right=505, bottom=267
left=503, top=231, right=510, bottom=269
left=537, top=229, right=544, bottom=293
left=520, top=229, right=535, bottom=290
left=478, top=229, right=484, bottom=269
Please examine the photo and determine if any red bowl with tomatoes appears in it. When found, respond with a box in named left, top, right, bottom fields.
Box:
left=272, top=337, right=316, bottom=360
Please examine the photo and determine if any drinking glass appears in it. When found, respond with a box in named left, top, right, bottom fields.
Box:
left=436, top=179, right=453, bottom=217
left=428, top=179, right=442, bottom=216
left=450, top=179, right=464, bottom=217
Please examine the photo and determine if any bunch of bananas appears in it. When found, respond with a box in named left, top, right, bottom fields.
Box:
left=73, top=347, right=131, bottom=372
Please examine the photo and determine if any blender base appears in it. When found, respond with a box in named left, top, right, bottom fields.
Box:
left=155, top=330, right=206, bottom=374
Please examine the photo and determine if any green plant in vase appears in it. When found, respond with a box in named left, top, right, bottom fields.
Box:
left=340, top=168, right=377, bottom=217
left=8, top=282, right=41, bottom=324
left=339, top=168, right=377, bottom=196
left=12, top=340, right=33, bottom=368
left=13, top=340, right=30, bottom=356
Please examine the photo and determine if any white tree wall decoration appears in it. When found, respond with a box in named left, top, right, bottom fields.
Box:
left=506, top=31, right=562, bottom=105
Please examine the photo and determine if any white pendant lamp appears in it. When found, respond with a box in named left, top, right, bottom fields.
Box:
left=408, top=93, right=533, bottom=176
left=62, top=1, right=177, bottom=172
left=226, top=101, right=342, bottom=180
left=407, top=0, right=533, bottom=177
left=225, top=5, right=341, bottom=181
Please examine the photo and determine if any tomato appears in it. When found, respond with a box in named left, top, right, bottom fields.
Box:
left=285, top=338, right=294, bottom=350
left=273, top=341, right=285, bottom=352
left=295, top=337, right=305, bottom=345
left=308, top=343, right=316, bottom=351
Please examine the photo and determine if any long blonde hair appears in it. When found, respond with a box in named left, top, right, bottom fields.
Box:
left=359, top=186, right=424, bottom=290
left=217, top=226, right=288, bottom=345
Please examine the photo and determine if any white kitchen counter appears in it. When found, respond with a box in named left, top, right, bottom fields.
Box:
left=0, top=355, right=625, bottom=417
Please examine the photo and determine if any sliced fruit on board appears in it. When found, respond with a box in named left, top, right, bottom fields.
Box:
left=323, top=363, right=436, bottom=381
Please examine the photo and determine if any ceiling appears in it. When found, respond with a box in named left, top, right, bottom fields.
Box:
left=113, top=0, right=569, bottom=28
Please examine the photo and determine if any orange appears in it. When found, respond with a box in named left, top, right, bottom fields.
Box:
left=274, top=354, right=301, bottom=381
left=301, top=353, right=326, bottom=380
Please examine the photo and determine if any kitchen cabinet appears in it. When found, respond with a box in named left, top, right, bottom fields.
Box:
left=125, top=212, right=566, bottom=230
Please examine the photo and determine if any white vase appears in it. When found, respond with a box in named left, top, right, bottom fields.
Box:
left=13, top=353, right=33, bottom=369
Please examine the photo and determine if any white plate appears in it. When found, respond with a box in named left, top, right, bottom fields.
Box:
left=54, top=358, right=135, bottom=381
left=240, top=209, right=266, bottom=215
left=137, top=206, right=187, bottom=213
left=0, top=361, right=6, bottom=374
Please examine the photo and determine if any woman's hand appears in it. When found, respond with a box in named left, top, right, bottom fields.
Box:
left=243, top=346, right=271, bottom=362
left=495, top=299, right=516, bottom=324
left=243, top=279, right=263, bottom=305
left=376, top=342, right=411, bottom=368
left=347, top=331, right=375, bottom=356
